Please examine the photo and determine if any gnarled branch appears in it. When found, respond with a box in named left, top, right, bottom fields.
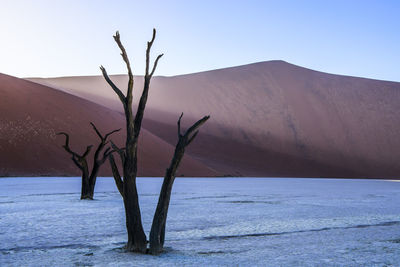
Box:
left=183, top=115, right=210, bottom=141
left=175, top=114, right=210, bottom=147
left=100, top=65, right=126, bottom=105
left=113, top=31, right=134, bottom=104
left=57, top=132, right=92, bottom=159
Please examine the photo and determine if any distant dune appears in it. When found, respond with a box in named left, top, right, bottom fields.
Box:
left=27, top=61, right=400, bottom=178
left=0, top=73, right=217, bottom=177
left=2, top=60, right=398, bottom=178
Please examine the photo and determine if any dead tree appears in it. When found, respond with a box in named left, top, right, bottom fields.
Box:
left=101, top=30, right=209, bottom=254
left=58, top=123, right=119, bottom=199
left=149, top=113, right=209, bottom=254
left=100, top=29, right=162, bottom=252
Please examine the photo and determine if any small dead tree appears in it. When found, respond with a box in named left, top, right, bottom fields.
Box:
left=102, top=29, right=209, bottom=254
left=58, top=123, right=119, bottom=199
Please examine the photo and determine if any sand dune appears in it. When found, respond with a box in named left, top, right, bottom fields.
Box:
left=0, top=73, right=217, bottom=177
left=28, top=61, right=400, bottom=178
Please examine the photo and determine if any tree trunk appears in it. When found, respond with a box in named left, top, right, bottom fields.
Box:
left=123, top=174, right=147, bottom=252
left=123, top=141, right=147, bottom=252
left=80, top=163, right=93, bottom=200
left=149, top=114, right=209, bottom=254
left=87, top=163, right=100, bottom=199
left=149, top=143, right=184, bottom=254
left=108, top=141, right=146, bottom=252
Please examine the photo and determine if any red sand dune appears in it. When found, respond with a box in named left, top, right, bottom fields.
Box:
left=0, top=73, right=217, bottom=177
left=28, top=61, right=400, bottom=178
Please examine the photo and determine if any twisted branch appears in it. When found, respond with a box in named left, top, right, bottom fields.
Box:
left=113, top=31, right=134, bottom=103
left=100, top=65, right=126, bottom=106
left=57, top=132, right=92, bottom=159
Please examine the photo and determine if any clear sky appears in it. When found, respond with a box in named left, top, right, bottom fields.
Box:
left=0, top=0, right=399, bottom=81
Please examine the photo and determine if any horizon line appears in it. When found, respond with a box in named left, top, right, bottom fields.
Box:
left=18, top=60, right=400, bottom=84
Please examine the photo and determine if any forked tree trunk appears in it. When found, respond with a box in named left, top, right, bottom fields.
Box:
left=149, top=114, right=209, bottom=255
left=101, top=29, right=163, bottom=253
left=107, top=145, right=146, bottom=251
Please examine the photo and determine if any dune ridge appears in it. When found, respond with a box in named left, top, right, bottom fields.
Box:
left=27, top=61, right=400, bottom=178
left=0, top=61, right=400, bottom=178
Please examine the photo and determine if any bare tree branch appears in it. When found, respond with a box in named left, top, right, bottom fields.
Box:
left=101, top=147, right=112, bottom=162
left=100, top=65, right=126, bottom=105
left=100, top=147, right=118, bottom=164
left=90, top=122, right=121, bottom=143
left=150, top=54, right=164, bottom=78
left=183, top=115, right=210, bottom=139
left=71, top=155, right=83, bottom=170
left=113, top=31, right=133, bottom=79
left=145, top=29, right=157, bottom=76
left=110, top=141, right=125, bottom=164
left=177, top=112, right=184, bottom=138
left=109, top=154, right=124, bottom=196
left=173, top=114, right=210, bottom=146
left=57, top=132, right=91, bottom=159
left=104, top=128, right=121, bottom=140
left=57, top=132, right=73, bottom=154
left=113, top=31, right=134, bottom=104
left=90, top=122, right=103, bottom=140
left=82, top=145, right=93, bottom=158
left=145, top=29, right=163, bottom=78
left=133, top=29, right=163, bottom=141
left=187, top=131, right=199, bottom=146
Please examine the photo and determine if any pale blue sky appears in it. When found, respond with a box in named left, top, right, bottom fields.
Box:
left=0, top=0, right=399, bottom=81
